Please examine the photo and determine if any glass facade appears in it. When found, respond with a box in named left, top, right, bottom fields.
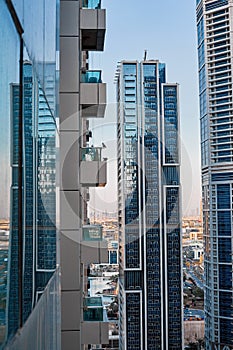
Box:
left=196, top=0, right=233, bottom=348
left=0, top=2, right=20, bottom=343
left=0, top=0, right=59, bottom=347
left=5, top=270, right=60, bottom=350
left=117, top=61, right=182, bottom=350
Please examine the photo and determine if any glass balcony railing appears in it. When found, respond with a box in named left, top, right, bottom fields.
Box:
left=82, top=0, right=101, bottom=9
left=81, top=147, right=102, bottom=161
left=81, top=70, right=102, bottom=84
left=83, top=225, right=103, bottom=241
left=4, top=269, right=60, bottom=350
left=83, top=297, right=103, bottom=322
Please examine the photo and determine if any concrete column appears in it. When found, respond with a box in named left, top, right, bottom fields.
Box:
left=60, top=1, right=82, bottom=349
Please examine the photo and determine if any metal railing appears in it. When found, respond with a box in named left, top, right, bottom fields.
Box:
left=81, top=147, right=102, bottom=161
left=81, top=70, right=102, bottom=84
left=4, top=269, right=60, bottom=350
left=82, top=0, right=101, bottom=9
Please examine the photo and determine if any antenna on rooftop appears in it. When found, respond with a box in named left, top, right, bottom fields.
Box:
left=144, top=49, right=147, bottom=61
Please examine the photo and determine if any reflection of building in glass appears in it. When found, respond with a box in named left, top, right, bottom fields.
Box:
left=108, top=241, right=118, bottom=264
left=117, top=60, right=182, bottom=349
left=0, top=1, right=59, bottom=348
left=7, top=62, right=56, bottom=338
left=0, top=228, right=9, bottom=343
left=196, top=0, right=233, bottom=348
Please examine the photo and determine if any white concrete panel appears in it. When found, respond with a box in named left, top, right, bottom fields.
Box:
left=60, top=1, right=79, bottom=36
left=98, top=9, right=106, bottom=30
left=60, top=93, right=80, bottom=131
left=61, top=231, right=81, bottom=290
left=61, top=291, right=81, bottom=330
left=60, top=190, right=81, bottom=229
left=80, top=160, right=107, bottom=187
left=80, top=83, right=98, bottom=105
left=81, top=240, right=108, bottom=264
left=98, top=82, right=107, bottom=104
left=100, top=241, right=109, bottom=263
left=80, top=83, right=106, bottom=106
left=80, top=9, right=97, bottom=29
left=60, top=131, right=80, bottom=190
left=81, top=322, right=109, bottom=344
left=61, top=331, right=81, bottom=350
left=60, top=37, right=79, bottom=93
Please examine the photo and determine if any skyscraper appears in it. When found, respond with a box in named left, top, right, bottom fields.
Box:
left=1, top=0, right=109, bottom=348
left=0, top=1, right=60, bottom=348
left=60, top=1, right=109, bottom=348
left=117, top=60, right=182, bottom=350
left=8, top=61, right=57, bottom=338
left=196, top=1, right=233, bottom=348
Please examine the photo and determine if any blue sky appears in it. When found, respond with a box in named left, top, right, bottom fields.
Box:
left=89, top=0, right=201, bottom=216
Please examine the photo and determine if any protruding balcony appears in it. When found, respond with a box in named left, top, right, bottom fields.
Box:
left=80, top=147, right=107, bottom=187
left=81, top=224, right=107, bottom=263
left=81, top=296, right=108, bottom=344
left=82, top=224, right=103, bottom=241
left=83, top=297, right=106, bottom=322
left=80, top=70, right=106, bottom=118
left=81, top=0, right=106, bottom=51
left=82, top=0, right=101, bottom=10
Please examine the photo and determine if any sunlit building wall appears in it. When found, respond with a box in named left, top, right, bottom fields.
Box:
left=196, top=0, right=233, bottom=348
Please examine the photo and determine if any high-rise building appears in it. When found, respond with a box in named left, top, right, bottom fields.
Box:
left=1, top=1, right=110, bottom=349
left=117, top=60, right=182, bottom=350
left=8, top=61, right=57, bottom=337
left=60, top=0, right=109, bottom=349
left=196, top=1, right=233, bottom=349
left=0, top=1, right=60, bottom=348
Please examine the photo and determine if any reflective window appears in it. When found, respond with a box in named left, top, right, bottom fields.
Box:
left=217, top=211, right=231, bottom=236
left=0, top=1, right=20, bottom=341
left=217, top=184, right=230, bottom=209
left=197, top=18, right=204, bottom=45
left=0, top=1, right=58, bottom=343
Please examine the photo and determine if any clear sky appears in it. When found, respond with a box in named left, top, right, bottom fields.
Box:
left=89, top=0, right=201, bottom=217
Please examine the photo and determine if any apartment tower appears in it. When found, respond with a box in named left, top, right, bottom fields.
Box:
left=196, top=0, right=233, bottom=348
left=117, top=60, right=183, bottom=350
left=60, top=0, right=109, bottom=349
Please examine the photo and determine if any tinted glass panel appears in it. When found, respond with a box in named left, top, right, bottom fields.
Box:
left=0, top=1, right=20, bottom=341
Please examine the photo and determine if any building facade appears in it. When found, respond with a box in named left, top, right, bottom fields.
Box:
left=0, top=0, right=60, bottom=348
left=196, top=0, right=233, bottom=349
left=117, top=60, right=182, bottom=350
left=60, top=0, right=109, bottom=349
left=0, top=0, right=110, bottom=349
left=8, top=61, right=57, bottom=337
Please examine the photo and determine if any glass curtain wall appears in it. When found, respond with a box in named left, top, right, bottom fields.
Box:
left=0, top=0, right=59, bottom=347
left=0, top=1, right=20, bottom=345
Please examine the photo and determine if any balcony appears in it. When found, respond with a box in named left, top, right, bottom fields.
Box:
left=82, top=225, right=103, bottom=241
left=80, top=1, right=106, bottom=51
left=82, top=296, right=108, bottom=344
left=83, top=297, right=104, bottom=322
left=80, top=70, right=106, bottom=118
left=82, top=0, right=101, bottom=9
left=4, top=270, right=60, bottom=350
left=81, top=70, right=102, bottom=83
left=81, top=224, right=107, bottom=263
left=80, top=147, right=107, bottom=187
